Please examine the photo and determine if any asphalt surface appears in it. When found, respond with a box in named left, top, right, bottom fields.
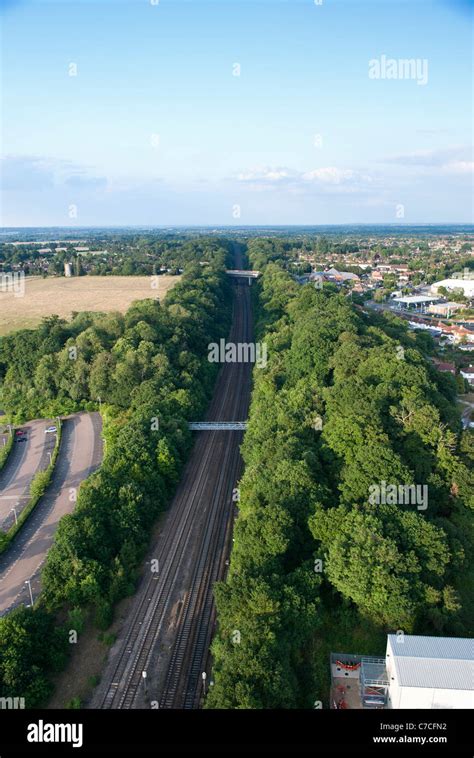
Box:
left=0, top=412, right=103, bottom=616
left=0, top=419, right=56, bottom=531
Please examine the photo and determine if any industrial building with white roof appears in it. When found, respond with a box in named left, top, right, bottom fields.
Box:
left=330, top=635, right=473, bottom=709
left=386, top=635, right=473, bottom=709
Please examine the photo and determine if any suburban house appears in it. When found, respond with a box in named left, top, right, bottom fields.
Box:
left=437, top=323, right=474, bottom=344
left=432, top=360, right=456, bottom=376
left=460, top=366, right=474, bottom=386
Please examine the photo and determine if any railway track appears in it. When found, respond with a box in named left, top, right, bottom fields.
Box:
left=95, top=255, right=252, bottom=710
left=161, top=288, right=250, bottom=709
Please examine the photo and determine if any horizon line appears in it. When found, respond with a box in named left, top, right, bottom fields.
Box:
left=1, top=223, right=474, bottom=231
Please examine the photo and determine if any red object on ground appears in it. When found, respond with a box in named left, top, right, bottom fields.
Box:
left=336, top=660, right=361, bottom=671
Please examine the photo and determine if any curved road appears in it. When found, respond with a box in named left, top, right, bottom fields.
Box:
left=0, top=412, right=103, bottom=616
left=0, top=419, right=56, bottom=531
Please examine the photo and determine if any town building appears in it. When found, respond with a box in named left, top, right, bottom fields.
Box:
left=432, top=360, right=456, bottom=375
left=431, top=278, right=474, bottom=298
left=295, top=269, right=359, bottom=287
left=437, top=322, right=474, bottom=344
left=428, top=301, right=464, bottom=317
left=324, top=267, right=360, bottom=283
left=330, top=635, right=474, bottom=710
left=392, top=295, right=440, bottom=312
left=385, top=635, right=473, bottom=710
left=460, top=366, right=474, bottom=386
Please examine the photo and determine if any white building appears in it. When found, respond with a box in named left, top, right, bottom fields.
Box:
left=385, top=635, right=474, bottom=709
left=431, top=278, right=474, bottom=298
left=460, top=366, right=474, bottom=386
left=324, top=267, right=360, bottom=282
left=392, top=295, right=439, bottom=311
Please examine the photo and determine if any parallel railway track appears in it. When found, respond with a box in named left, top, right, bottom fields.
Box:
left=95, top=254, right=252, bottom=710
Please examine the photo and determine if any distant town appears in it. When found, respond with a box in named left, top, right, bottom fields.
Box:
left=2, top=227, right=473, bottom=401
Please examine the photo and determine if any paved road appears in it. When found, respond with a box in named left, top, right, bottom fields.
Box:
left=0, top=412, right=103, bottom=615
left=0, top=419, right=56, bottom=531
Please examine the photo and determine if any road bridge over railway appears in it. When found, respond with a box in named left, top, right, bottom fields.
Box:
left=226, top=269, right=260, bottom=285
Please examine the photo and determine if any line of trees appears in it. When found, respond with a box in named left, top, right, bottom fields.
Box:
left=0, top=241, right=234, bottom=706
left=207, top=238, right=473, bottom=709
left=0, top=234, right=228, bottom=278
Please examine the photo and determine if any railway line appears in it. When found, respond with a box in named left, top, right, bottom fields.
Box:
left=94, top=257, right=252, bottom=710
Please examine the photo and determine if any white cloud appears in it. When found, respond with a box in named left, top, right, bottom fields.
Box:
left=381, top=145, right=473, bottom=173
left=237, top=166, right=295, bottom=183
left=441, top=160, right=474, bottom=175
left=0, top=155, right=107, bottom=191
left=302, top=167, right=356, bottom=184
left=235, top=165, right=373, bottom=194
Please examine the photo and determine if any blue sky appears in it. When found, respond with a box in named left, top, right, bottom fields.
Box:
left=0, top=0, right=472, bottom=225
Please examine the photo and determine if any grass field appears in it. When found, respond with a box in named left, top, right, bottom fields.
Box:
left=0, top=275, right=180, bottom=335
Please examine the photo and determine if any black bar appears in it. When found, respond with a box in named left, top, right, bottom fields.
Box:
left=0, top=709, right=471, bottom=756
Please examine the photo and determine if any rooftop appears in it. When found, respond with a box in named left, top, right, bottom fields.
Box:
left=393, top=295, right=439, bottom=304
left=433, top=361, right=456, bottom=372
left=432, top=278, right=474, bottom=295
left=387, top=634, right=474, bottom=691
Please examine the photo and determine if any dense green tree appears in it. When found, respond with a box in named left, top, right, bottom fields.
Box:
left=0, top=607, right=67, bottom=707
left=209, top=239, right=472, bottom=710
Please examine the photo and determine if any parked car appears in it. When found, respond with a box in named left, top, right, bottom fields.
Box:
left=44, top=426, right=57, bottom=434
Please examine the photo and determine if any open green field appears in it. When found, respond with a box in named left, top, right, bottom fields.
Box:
left=0, top=275, right=180, bottom=335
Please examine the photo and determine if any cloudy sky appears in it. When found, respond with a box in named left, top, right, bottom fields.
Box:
left=1, top=0, right=472, bottom=226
